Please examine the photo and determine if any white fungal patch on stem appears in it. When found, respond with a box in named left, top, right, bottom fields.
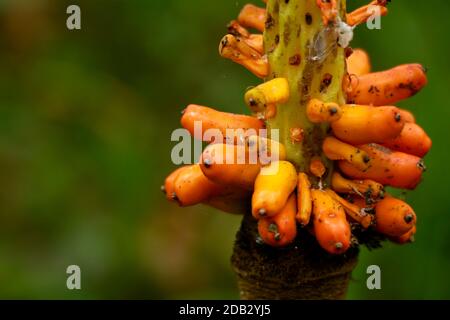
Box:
left=336, top=18, right=354, bottom=48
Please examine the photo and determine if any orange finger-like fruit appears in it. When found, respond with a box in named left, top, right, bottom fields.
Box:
left=163, top=166, right=187, bottom=202
left=200, top=143, right=262, bottom=191
left=346, top=64, right=428, bottom=106
left=398, top=109, right=416, bottom=123
left=331, top=105, right=405, bottom=145
left=296, top=172, right=312, bottom=226
left=252, top=161, right=298, bottom=218
left=331, top=172, right=384, bottom=198
left=312, top=189, right=351, bottom=255
left=173, top=164, right=226, bottom=206
left=181, top=104, right=264, bottom=142
left=339, top=144, right=425, bottom=189
left=322, top=137, right=371, bottom=172
left=258, top=193, right=297, bottom=247
left=382, top=122, right=432, bottom=158
left=306, top=99, right=342, bottom=123
left=219, top=34, right=269, bottom=78
left=389, top=226, right=417, bottom=244
left=374, top=196, right=417, bottom=237
left=238, top=4, right=266, bottom=32
left=346, top=1, right=388, bottom=27
left=347, top=48, right=371, bottom=76
left=326, top=189, right=373, bottom=229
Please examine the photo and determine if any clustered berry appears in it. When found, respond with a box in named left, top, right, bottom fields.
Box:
left=163, top=0, right=430, bottom=255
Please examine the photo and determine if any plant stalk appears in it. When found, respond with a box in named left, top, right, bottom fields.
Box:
left=265, top=0, right=347, bottom=185
left=231, top=0, right=358, bottom=300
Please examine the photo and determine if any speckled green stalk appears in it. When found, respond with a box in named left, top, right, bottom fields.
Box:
left=264, top=0, right=347, bottom=184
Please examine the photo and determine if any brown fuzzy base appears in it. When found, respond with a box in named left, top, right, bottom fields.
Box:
left=231, top=213, right=359, bottom=300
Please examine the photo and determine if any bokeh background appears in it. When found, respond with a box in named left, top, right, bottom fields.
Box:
left=0, top=0, right=448, bottom=299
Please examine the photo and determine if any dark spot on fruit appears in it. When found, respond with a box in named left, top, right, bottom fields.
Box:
left=221, top=37, right=228, bottom=48
left=363, top=155, right=370, bottom=163
left=203, top=158, right=213, bottom=168
left=404, top=213, right=414, bottom=223
left=417, top=159, right=427, bottom=172
left=368, top=85, right=380, bottom=94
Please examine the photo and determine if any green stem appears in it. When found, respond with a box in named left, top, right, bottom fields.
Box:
left=264, top=0, right=347, bottom=186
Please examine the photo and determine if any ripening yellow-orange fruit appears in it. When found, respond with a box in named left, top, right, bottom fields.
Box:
left=338, top=144, right=425, bottom=189
left=374, top=197, right=417, bottom=237
left=244, top=78, right=290, bottom=113
left=296, top=172, right=312, bottom=226
left=398, top=109, right=416, bottom=123
left=382, top=122, right=432, bottom=158
left=219, top=34, right=269, bottom=78
left=226, top=20, right=264, bottom=53
left=347, top=49, right=371, bottom=76
left=238, top=4, right=266, bottom=32
left=331, top=172, right=384, bottom=198
left=348, top=196, right=375, bottom=211
left=309, top=156, right=327, bottom=178
left=389, top=226, right=417, bottom=244
left=181, top=104, right=264, bottom=142
left=331, top=105, right=405, bottom=145
left=325, top=189, right=373, bottom=229
left=252, top=161, right=298, bottom=218
left=312, top=189, right=351, bottom=255
left=346, top=2, right=388, bottom=27
left=322, top=137, right=372, bottom=172
left=241, top=35, right=264, bottom=54
left=247, top=135, right=287, bottom=165
left=163, top=166, right=188, bottom=202
left=316, top=0, right=338, bottom=25
left=173, top=164, right=226, bottom=207
left=306, top=99, right=342, bottom=123
left=346, top=64, right=428, bottom=106
left=258, top=193, right=297, bottom=247
left=200, top=143, right=262, bottom=191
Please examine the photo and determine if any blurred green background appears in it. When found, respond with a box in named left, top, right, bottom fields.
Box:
left=0, top=0, right=448, bottom=299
